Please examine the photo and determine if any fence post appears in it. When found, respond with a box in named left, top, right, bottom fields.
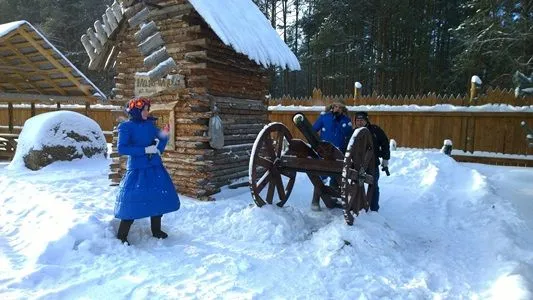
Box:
left=469, top=75, right=482, bottom=104
left=353, top=81, right=362, bottom=105
left=8, top=103, right=13, bottom=133
left=441, top=139, right=453, bottom=156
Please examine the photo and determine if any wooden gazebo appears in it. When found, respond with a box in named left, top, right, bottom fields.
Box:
left=82, top=0, right=300, bottom=199
left=0, top=20, right=105, bottom=159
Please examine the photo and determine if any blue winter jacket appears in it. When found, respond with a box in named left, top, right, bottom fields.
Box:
left=117, top=119, right=168, bottom=169
left=312, top=112, right=353, bottom=152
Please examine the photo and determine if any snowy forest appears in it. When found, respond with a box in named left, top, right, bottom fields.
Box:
left=1, top=0, right=531, bottom=97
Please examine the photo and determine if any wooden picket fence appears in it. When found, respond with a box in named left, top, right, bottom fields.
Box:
left=269, top=87, right=533, bottom=166
left=269, top=87, right=533, bottom=107
left=0, top=103, right=120, bottom=160
left=1, top=87, right=532, bottom=166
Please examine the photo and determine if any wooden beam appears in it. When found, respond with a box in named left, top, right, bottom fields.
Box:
left=0, top=30, right=21, bottom=46
left=0, top=92, right=98, bottom=104
left=17, top=28, right=92, bottom=96
left=0, top=58, right=47, bottom=94
left=0, top=57, right=28, bottom=93
left=3, top=40, right=67, bottom=95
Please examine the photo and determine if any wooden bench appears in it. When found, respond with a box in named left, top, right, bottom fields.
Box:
left=0, top=133, right=18, bottom=161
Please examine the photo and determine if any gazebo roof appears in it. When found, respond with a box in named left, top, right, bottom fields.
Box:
left=0, top=21, right=105, bottom=103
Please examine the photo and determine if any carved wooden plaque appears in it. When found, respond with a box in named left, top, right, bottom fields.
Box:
left=134, top=74, right=185, bottom=97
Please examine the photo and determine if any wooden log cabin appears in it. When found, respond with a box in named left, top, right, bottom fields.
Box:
left=82, top=0, right=300, bottom=199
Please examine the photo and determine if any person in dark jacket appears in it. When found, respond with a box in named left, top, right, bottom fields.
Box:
left=354, top=111, right=390, bottom=212
left=114, top=97, right=180, bottom=244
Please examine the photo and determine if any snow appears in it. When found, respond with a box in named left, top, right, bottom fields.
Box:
left=0, top=20, right=106, bottom=99
left=0, top=20, right=25, bottom=37
left=7, top=111, right=107, bottom=170
left=188, top=0, right=300, bottom=71
left=1, top=147, right=533, bottom=298
left=135, top=57, right=176, bottom=78
left=472, top=75, right=483, bottom=85
left=269, top=104, right=533, bottom=113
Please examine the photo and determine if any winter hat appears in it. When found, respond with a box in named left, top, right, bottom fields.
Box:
left=355, top=111, right=368, bottom=120
left=126, top=97, right=151, bottom=121
left=326, top=100, right=348, bottom=114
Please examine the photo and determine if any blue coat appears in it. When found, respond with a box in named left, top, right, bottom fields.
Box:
left=312, top=112, right=353, bottom=152
left=114, top=119, right=180, bottom=220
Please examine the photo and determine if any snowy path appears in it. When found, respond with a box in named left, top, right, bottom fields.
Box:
left=1, top=150, right=532, bottom=299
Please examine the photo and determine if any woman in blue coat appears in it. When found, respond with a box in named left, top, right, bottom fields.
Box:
left=115, top=97, right=180, bottom=244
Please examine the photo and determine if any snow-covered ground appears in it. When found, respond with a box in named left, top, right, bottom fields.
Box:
left=1, top=150, right=532, bottom=299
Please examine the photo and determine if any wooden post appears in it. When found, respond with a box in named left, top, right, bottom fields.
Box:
left=30, top=102, right=35, bottom=117
left=441, top=139, right=453, bottom=156
left=56, top=102, right=61, bottom=110
left=85, top=102, right=91, bottom=116
left=469, top=75, right=482, bottom=105
left=353, top=81, right=362, bottom=105
left=8, top=103, right=13, bottom=133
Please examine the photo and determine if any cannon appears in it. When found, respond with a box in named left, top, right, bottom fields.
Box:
left=248, top=112, right=377, bottom=225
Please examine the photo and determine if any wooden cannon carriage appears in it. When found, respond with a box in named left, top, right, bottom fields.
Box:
left=248, top=113, right=377, bottom=225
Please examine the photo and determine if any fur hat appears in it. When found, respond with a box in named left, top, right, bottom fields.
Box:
left=325, top=101, right=348, bottom=114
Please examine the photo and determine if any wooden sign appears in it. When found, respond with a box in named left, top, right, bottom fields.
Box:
left=134, top=74, right=185, bottom=97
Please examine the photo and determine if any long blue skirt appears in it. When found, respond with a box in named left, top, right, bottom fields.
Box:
left=115, top=165, right=180, bottom=220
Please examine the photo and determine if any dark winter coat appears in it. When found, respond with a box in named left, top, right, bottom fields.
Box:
left=365, top=122, right=390, bottom=164
left=312, top=111, right=353, bottom=152
left=114, top=118, right=180, bottom=220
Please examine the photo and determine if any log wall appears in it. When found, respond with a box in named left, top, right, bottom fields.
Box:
left=110, top=0, right=269, bottom=199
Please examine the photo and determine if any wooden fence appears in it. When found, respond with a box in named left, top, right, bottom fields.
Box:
left=269, top=87, right=533, bottom=107
left=0, top=104, right=118, bottom=137
left=1, top=87, right=532, bottom=166
left=0, top=102, right=120, bottom=160
left=269, top=87, right=533, bottom=166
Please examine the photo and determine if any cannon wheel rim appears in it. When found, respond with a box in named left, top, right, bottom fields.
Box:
left=341, top=127, right=376, bottom=224
left=249, top=123, right=296, bottom=207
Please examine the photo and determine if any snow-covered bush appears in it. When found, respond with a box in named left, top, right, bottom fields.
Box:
left=9, top=111, right=107, bottom=170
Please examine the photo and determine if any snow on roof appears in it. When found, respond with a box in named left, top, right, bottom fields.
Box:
left=0, top=20, right=106, bottom=99
left=0, top=20, right=25, bottom=38
left=188, top=0, right=301, bottom=71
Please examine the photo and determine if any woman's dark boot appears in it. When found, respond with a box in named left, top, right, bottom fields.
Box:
left=151, top=215, right=168, bottom=239
left=117, top=219, right=134, bottom=245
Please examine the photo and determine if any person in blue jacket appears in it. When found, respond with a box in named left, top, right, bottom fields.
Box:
left=311, top=101, right=353, bottom=210
left=115, top=97, right=180, bottom=244
left=312, top=102, right=353, bottom=153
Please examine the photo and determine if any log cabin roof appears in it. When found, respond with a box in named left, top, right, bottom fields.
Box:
left=188, top=0, right=301, bottom=71
left=0, top=20, right=105, bottom=103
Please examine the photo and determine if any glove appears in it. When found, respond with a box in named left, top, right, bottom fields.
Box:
left=381, top=159, right=389, bottom=167
left=381, top=159, right=390, bottom=176
left=145, top=145, right=159, bottom=155
left=158, top=124, right=170, bottom=139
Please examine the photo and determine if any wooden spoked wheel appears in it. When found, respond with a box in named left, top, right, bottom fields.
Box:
left=249, top=123, right=296, bottom=207
left=341, top=127, right=376, bottom=225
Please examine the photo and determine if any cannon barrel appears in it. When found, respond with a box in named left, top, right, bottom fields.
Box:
left=293, top=113, right=321, bottom=149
